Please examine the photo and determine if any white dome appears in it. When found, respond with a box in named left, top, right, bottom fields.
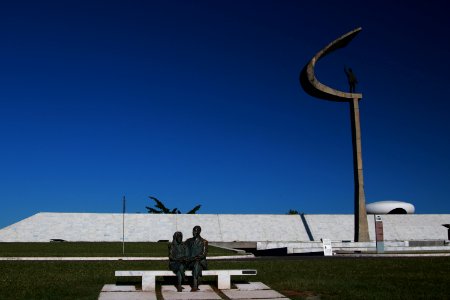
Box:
left=366, top=201, right=415, bottom=214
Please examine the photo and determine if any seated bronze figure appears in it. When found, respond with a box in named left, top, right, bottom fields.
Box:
left=168, top=231, right=188, bottom=292
left=185, top=225, right=208, bottom=292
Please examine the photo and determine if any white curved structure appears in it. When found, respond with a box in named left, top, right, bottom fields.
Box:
left=366, top=201, right=415, bottom=214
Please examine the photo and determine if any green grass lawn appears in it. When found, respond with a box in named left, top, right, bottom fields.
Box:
left=0, top=242, right=237, bottom=257
left=0, top=257, right=449, bottom=299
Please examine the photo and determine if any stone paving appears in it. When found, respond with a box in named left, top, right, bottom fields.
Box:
left=98, top=282, right=289, bottom=300
left=161, top=285, right=221, bottom=300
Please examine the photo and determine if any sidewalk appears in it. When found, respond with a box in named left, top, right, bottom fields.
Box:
left=334, top=252, right=450, bottom=257
left=98, top=282, right=289, bottom=300
left=0, top=254, right=254, bottom=261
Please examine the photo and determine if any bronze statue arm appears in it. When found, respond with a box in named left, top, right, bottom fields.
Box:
left=196, top=240, right=208, bottom=260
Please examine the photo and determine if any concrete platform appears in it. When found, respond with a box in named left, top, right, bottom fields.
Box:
left=222, top=289, right=287, bottom=299
left=257, top=240, right=450, bottom=254
left=98, top=282, right=289, bottom=300
left=161, top=285, right=221, bottom=300
left=98, top=285, right=156, bottom=300
left=99, top=292, right=157, bottom=300
left=234, top=282, right=271, bottom=290
left=101, top=285, right=138, bottom=292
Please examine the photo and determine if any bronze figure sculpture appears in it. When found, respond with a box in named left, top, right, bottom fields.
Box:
left=344, top=66, right=358, bottom=93
left=185, top=225, right=208, bottom=291
left=168, top=231, right=188, bottom=292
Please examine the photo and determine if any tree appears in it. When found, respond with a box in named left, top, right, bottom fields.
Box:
left=287, top=209, right=299, bottom=215
left=186, top=204, right=201, bottom=214
left=146, top=196, right=201, bottom=214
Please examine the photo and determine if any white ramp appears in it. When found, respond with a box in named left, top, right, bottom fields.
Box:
left=0, top=213, right=309, bottom=242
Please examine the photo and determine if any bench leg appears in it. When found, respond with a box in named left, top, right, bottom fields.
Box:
left=142, top=274, right=156, bottom=291
left=217, top=274, right=231, bottom=289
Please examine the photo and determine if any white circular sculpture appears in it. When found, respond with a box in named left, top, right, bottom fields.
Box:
left=366, top=201, right=415, bottom=214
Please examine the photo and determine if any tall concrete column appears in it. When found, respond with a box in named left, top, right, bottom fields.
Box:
left=350, top=97, right=370, bottom=242
left=300, top=27, right=372, bottom=242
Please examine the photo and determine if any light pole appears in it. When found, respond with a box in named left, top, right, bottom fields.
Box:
left=122, top=195, right=126, bottom=255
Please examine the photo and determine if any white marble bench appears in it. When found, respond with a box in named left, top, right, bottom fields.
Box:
left=115, top=269, right=257, bottom=291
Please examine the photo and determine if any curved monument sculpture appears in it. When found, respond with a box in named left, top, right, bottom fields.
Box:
left=300, top=27, right=370, bottom=242
left=299, top=27, right=363, bottom=101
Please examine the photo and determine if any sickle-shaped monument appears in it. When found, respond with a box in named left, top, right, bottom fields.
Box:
left=300, top=27, right=370, bottom=242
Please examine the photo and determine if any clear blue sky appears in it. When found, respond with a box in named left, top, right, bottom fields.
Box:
left=1, top=1, right=449, bottom=228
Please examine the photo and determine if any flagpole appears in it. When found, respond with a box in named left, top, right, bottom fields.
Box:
left=122, top=196, right=125, bottom=255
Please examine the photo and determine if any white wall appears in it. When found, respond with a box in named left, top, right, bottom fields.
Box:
left=0, top=212, right=448, bottom=242
left=0, top=213, right=308, bottom=242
